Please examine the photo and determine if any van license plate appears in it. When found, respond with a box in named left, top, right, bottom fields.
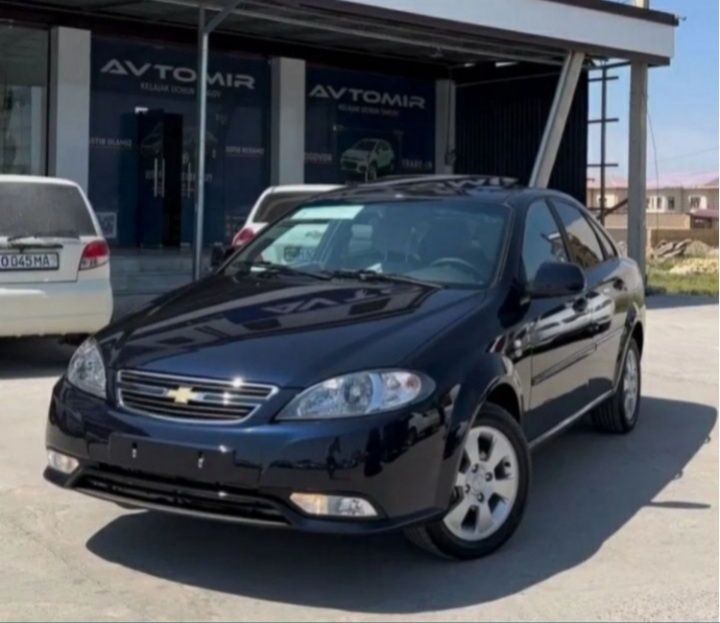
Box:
left=0, top=252, right=59, bottom=271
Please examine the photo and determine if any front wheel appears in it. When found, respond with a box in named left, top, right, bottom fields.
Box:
left=405, top=403, right=530, bottom=559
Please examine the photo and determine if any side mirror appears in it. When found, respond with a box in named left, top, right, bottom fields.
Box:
left=528, top=261, right=586, bottom=298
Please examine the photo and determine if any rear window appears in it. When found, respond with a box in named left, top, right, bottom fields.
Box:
left=255, top=192, right=317, bottom=223
left=0, top=183, right=96, bottom=238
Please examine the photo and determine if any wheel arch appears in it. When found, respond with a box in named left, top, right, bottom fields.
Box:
left=483, top=381, right=522, bottom=424
left=435, top=360, right=526, bottom=511
left=631, top=321, right=644, bottom=356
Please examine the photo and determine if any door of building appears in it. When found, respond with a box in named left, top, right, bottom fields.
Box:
left=136, top=109, right=183, bottom=247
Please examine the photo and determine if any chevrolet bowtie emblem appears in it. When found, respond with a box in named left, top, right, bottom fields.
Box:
left=166, top=386, right=199, bottom=404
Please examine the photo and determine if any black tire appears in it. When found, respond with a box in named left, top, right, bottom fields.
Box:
left=404, top=403, right=530, bottom=560
left=591, top=338, right=642, bottom=434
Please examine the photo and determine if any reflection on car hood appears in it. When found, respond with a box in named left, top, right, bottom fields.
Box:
left=100, top=274, right=483, bottom=388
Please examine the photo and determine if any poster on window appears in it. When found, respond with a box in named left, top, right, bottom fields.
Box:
left=305, top=66, right=436, bottom=184
left=89, top=36, right=270, bottom=247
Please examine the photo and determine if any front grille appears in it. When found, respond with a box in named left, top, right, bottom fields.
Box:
left=116, top=370, right=277, bottom=423
left=76, top=465, right=289, bottom=526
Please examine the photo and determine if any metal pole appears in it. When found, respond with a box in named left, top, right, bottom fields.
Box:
left=193, top=5, right=208, bottom=280
left=600, top=65, right=607, bottom=225
left=529, top=51, right=585, bottom=188
left=627, top=61, right=648, bottom=276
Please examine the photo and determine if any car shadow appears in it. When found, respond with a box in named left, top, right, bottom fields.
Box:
left=0, top=337, right=74, bottom=380
left=86, top=396, right=716, bottom=614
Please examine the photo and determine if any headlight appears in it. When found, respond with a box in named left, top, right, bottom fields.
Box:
left=277, top=370, right=432, bottom=420
left=67, top=338, right=107, bottom=399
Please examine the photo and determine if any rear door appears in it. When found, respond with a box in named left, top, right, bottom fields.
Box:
left=551, top=199, right=628, bottom=400
left=0, top=181, right=99, bottom=284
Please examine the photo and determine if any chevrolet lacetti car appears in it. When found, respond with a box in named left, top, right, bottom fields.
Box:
left=45, top=175, right=644, bottom=559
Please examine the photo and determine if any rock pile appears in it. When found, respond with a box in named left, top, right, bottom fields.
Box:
left=651, top=238, right=717, bottom=259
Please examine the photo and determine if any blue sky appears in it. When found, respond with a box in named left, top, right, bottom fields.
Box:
left=588, top=0, right=718, bottom=185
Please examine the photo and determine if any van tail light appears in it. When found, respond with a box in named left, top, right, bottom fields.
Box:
left=79, top=240, right=110, bottom=271
left=232, top=227, right=255, bottom=248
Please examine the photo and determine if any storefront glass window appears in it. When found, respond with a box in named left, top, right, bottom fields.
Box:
left=0, top=25, right=48, bottom=175
left=89, top=36, right=270, bottom=248
left=305, top=65, right=436, bottom=184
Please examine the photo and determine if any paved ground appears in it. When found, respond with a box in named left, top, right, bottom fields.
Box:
left=0, top=295, right=717, bottom=622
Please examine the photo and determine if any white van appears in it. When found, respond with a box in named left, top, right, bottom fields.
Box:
left=0, top=176, right=113, bottom=338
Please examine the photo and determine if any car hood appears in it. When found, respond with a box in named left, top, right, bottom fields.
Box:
left=99, top=274, right=484, bottom=388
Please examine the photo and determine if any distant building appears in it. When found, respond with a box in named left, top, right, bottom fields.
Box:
left=587, top=173, right=719, bottom=216
left=587, top=173, right=719, bottom=248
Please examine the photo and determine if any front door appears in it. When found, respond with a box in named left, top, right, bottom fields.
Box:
left=519, top=200, right=595, bottom=441
left=136, top=110, right=183, bottom=247
left=551, top=199, right=628, bottom=401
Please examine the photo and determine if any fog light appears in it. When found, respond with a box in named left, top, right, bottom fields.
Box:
left=290, top=493, right=378, bottom=518
left=47, top=450, right=79, bottom=475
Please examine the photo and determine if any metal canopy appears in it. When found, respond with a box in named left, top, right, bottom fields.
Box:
left=5, top=0, right=672, bottom=66
left=2, top=0, right=673, bottom=67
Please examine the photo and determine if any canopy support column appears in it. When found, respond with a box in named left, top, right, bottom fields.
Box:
left=529, top=51, right=585, bottom=188
left=627, top=60, right=648, bottom=276
left=193, top=0, right=244, bottom=280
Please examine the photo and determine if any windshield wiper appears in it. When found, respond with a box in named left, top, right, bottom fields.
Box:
left=322, top=269, right=443, bottom=289
left=236, top=260, right=331, bottom=281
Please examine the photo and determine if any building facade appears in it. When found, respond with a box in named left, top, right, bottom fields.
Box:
left=587, top=177, right=719, bottom=215
left=0, top=0, right=677, bottom=310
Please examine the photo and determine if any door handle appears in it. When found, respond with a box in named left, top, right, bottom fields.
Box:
left=153, top=158, right=159, bottom=197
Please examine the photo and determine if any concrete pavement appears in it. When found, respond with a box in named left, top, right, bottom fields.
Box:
left=0, top=295, right=717, bottom=621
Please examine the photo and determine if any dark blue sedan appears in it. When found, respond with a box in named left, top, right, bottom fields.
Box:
left=45, top=175, right=645, bottom=559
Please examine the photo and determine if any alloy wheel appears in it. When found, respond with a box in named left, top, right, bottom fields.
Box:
left=623, top=347, right=639, bottom=421
left=443, top=425, right=519, bottom=541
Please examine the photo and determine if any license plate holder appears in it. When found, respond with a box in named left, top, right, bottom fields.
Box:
left=0, top=252, right=59, bottom=271
left=109, top=435, right=233, bottom=481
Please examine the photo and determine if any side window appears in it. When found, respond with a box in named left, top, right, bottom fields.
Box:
left=553, top=201, right=604, bottom=270
left=590, top=219, right=617, bottom=258
left=522, top=200, right=568, bottom=282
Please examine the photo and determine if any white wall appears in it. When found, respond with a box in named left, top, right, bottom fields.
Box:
left=270, top=57, right=306, bottom=184
left=48, top=27, right=91, bottom=191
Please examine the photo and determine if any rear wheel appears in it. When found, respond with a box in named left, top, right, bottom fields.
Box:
left=405, top=403, right=530, bottom=559
left=591, top=338, right=641, bottom=433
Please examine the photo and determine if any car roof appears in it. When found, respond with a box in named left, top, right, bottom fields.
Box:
left=310, top=174, right=539, bottom=205
left=0, top=174, right=80, bottom=188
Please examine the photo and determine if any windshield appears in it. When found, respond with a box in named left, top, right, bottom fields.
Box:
left=352, top=140, right=378, bottom=151
left=224, top=199, right=510, bottom=288
left=0, top=183, right=96, bottom=238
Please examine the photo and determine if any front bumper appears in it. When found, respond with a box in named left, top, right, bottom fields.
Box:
left=340, top=159, right=367, bottom=173
left=45, top=378, right=455, bottom=534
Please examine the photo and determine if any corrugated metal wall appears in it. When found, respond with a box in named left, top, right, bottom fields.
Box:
left=455, top=64, right=588, bottom=202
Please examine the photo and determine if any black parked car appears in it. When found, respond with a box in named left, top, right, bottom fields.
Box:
left=45, top=175, right=644, bottom=559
